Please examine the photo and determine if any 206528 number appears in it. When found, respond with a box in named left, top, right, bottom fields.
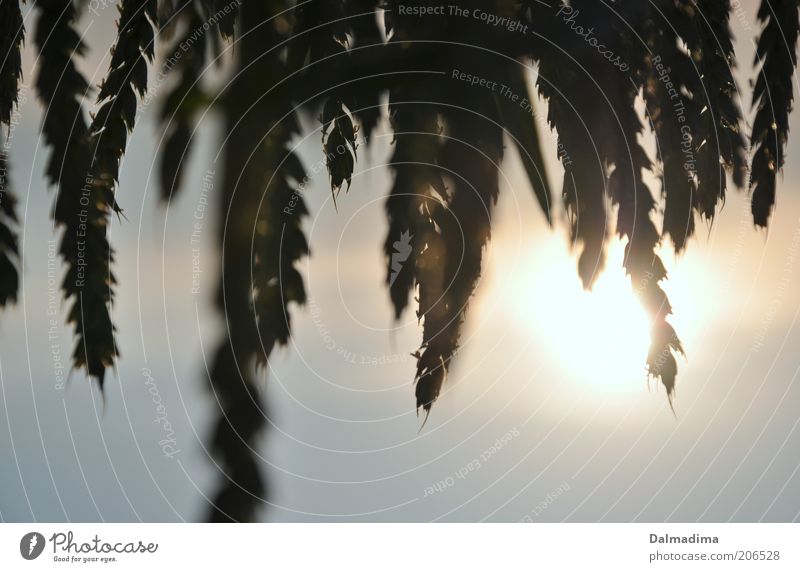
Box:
left=735, top=550, right=780, bottom=561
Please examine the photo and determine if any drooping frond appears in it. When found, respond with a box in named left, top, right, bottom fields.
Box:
left=208, top=4, right=267, bottom=522
left=0, top=131, right=19, bottom=307
left=609, top=101, right=683, bottom=399
left=535, top=1, right=609, bottom=288
left=402, top=8, right=554, bottom=411
left=642, top=1, right=700, bottom=251
left=384, top=89, right=444, bottom=320
left=214, top=0, right=239, bottom=40
left=406, top=2, right=505, bottom=414
left=34, top=0, right=117, bottom=387
left=89, top=0, right=157, bottom=213
left=252, top=129, right=309, bottom=367
left=344, top=0, right=383, bottom=141
left=321, top=96, right=358, bottom=199
left=250, top=64, right=309, bottom=369
left=289, top=0, right=357, bottom=203
left=72, top=0, right=158, bottom=386
left=379, top=3, right=451, bottom=410
left=0, top=0, right=23, bottom=308
left=683, top=0, right=747, bottom=219
left=0, top=0, right=24, bottom=126
left=495, top=61, right=552, bottom=224
left=410, top=179, right=449, bottom=414
left=536, top=0, right=683, bottom=399
left=597, top=1, right=684, bottom=399
left=208, top=0, right=306, bottom=522
left=158, top=2, right=210, bottom=201
left=750, top=0, right=800, bottom=227
left=381, top=0, right=452, bottom=323
left=415, top=99, right=503, bottom=414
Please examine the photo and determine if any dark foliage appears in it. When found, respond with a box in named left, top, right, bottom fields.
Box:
left=344, top=0, right=383, bottom=140
left=35, top=0, right=119, bottom=386
left=208, top=0, right=308, bottom=522
left=0, top=131, right=19, bottom=307
left=685, top=1, right=747, bottom=218
left=0, top=0, right=23, bottom=307
left=157, top=1, right=211, bottom=201
left=0, top=0, right=24, bottom=126
left=534, top=0, right=609, bottom=289
left=643, top=0, right=700, bottom=252
left=384, top=86, right=444, bottom=321
left=288, top=0, right=358, bottom=203
left=751, top=0, right=800, bottom=226
left=214, top=0, right=239, bottom=40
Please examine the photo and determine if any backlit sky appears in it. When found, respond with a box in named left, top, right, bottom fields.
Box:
left=1, top=0, right=799, bottom=522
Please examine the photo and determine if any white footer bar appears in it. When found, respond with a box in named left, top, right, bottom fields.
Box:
left=1, top=523, right=798, bottom=571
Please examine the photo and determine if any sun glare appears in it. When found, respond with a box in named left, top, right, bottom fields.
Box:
left=497, top=236, right=653, bottom=394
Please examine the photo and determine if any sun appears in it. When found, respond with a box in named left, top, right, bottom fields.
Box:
left=495, top=235, right=653, bottom=394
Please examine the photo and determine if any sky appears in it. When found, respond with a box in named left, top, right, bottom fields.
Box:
left=1, top=0, right=799, bottom=522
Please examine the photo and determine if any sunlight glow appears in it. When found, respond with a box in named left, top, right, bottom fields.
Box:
left=497, top=236, right=653, bottom=394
